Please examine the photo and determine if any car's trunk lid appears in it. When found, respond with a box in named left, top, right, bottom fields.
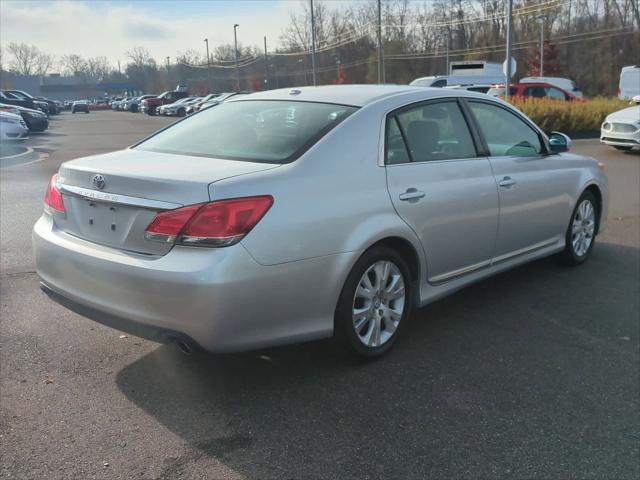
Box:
left=56, top=149, right=279, bottom=255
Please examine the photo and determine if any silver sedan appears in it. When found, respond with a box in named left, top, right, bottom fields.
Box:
left=33, top=85, right=608, bottom=358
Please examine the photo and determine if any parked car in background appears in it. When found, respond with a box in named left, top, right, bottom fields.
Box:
left=444, top=84, right=493, bottom=93
left=487, top=82, right=583, bottom=101
left=2, top=90, right=50, bottom=114
left=618, top=66, right=640, bottom=100
left=601, top=104, right=640, bottom=151
left=0, top=103, right=49, bottom=132
left=410, top=74, right=505, bottom=88
left=34, top=96, right=60, bottom=115
left=186, top=93, right=221, bottom=114
left=34, top=85, right=608, bottom=358
left=197, top=92, right=250, bottom=112
left=160, top=97, right=202, bottom=117
left=1, top=90, right=38, bottom=110
left=0, top=111, right=29, bottom=140
left=110, top=97, right=124, bottom=110
left=71, top=101, right=90, bottom=114
left=141, top=88, right=189, bottom=116
left=520, top=77, right=583, bottom=98
left=126, top=95, right=156, bottom=113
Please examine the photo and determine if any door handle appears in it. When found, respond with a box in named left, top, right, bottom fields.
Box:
left=498, top=176, right=517, bottom=188
left=399, top=188, right=426, bottom=201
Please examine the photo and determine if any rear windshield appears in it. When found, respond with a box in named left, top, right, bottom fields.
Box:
left=136, top=100, right=356, bottom=163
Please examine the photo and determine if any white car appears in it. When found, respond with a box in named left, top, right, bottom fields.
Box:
left=0, top=111, right=29, bottom=141
left=618, top=66, right=640, bottom=100
left=601, top=105, right=640, bottom=151
left=444, top=84, right=493, bottom=94
left=161, top=97, right=201, bottom=117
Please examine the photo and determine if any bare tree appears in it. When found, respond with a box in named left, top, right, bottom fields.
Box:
left=7, top=42, right=53, bottom=76
left=60, top=54, right=87, bottom=76
left=86, top=56, right=110, bottom=79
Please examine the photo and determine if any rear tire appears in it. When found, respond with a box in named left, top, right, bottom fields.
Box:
left=335, top=246, right=412, bottom=358
left=560, top=191, right=598, bottom=265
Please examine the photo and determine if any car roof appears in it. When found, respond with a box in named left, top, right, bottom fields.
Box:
left=235, top=84, right=454, bottom=107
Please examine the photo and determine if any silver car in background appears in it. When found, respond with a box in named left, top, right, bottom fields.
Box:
left=33, top=85, right=608, bottom=357
left=600, top=104, right=640, bottom=151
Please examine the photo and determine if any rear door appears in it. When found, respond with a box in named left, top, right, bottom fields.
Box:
left=465, top=99, right=571, bottom=261
left=385, top=99, right=499, bottom=283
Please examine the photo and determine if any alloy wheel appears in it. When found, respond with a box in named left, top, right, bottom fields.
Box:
left=571, top=199, right=596, bottom=257
left=352, top=260, right=406, bottom=348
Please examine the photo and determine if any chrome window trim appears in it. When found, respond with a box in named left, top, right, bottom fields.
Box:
left=58, top=183, right=182, bottom=211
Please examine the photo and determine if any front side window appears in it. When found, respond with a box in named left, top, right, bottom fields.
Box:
left=468, top=102, right=542, bottom=157
left=136, top=100, right=356, bottom=164
left=389, top=101, right=477, bottom=163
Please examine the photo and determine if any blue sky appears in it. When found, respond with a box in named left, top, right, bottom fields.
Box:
left=1, top=0, right=352, bottom=67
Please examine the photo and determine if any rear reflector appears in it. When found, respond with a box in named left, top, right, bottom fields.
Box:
left=44, top=173, right=65, bottom=213
left=145, top=195, right=273, bottom=247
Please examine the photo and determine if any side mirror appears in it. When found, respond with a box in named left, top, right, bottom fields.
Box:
left=548, top=131, right=572, bottom=153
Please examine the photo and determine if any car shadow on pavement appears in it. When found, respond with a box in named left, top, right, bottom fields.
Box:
left=116, top=240, right=639, bottom=479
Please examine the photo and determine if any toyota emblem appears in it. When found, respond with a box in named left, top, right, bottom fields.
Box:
left=92, top=174, right=106, bottom=190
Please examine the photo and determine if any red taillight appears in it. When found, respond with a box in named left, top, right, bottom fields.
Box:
left=44, top=173, right=65, bottom=213
left=145, top=195, right=273, bottom=247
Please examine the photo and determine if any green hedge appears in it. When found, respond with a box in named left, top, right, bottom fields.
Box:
left=509, top=97, right=630, bottom=133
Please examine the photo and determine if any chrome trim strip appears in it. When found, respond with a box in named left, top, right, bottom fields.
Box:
left=429, top=238, right=560, bottom=284
left=429, top=260, right=492, bottom=284
left=58, top=183, right=182, bottom=211
left=491, top=238, right=559, bottom=265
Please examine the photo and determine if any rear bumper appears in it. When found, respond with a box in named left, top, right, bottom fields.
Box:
left=33, top=214, right=355, bottom=352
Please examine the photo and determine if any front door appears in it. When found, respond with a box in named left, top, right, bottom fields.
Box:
left=465, top=100, right=570, bottom=260
left=385, top=99, right=499, bottom=283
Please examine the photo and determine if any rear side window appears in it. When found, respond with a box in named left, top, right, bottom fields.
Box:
left=136, top=100, right=356, bottom=163
left=468, top=102, right=542, bottom=157
left=387, top=101, right=477, bottom=164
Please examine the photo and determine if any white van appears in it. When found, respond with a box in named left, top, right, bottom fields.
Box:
left=619, top=66, right=640, bottom=100
left=410, top=74, right=504, bottom=88
left=520, top=77, right=583, bottom=97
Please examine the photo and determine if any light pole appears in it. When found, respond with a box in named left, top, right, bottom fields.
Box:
left=310, top=0, right=317, bottom=86
left=537, top=13, right=544, bottom=77
left=377, top=0, right=384, bottom=83
left=233, top=24, right=240, bottom=91
left=443, top=29, right=450, bottom=75
left=204, top=38, right=211, bottom=93
left=263, top=36, right=269, bottom=89
left=504, top=0, right=513, bottom=100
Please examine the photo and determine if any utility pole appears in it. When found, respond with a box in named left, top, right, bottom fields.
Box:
left=117, top=60, right=121, bottom=75
left=166, top=56, right=170, bottom=71
left=204, top=38, right=212, bottom=93
left=504, top=0, right=513, bottom=100
left=233, top=24, right=240, bottom=91
left=377, top=0, right=384, bottom=83
left=310, top=0, right=317, bottom=86
left=537, top=13, right=544, bottom=77
left=444, top=28, right=450, bottom=75
left=263, top=36, right=269, bottom=90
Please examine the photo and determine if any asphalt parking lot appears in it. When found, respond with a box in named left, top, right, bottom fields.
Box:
left=1, top=111, right=638, bottom=479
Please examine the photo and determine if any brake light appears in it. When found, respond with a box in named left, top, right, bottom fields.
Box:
left=44, top=173, right=65, bottom=213
left=145, top=195, right=273, bottom=247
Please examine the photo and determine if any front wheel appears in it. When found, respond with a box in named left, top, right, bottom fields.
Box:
left=178, top=108, right=186, bottom=117
left=560, top=191, right=598, bottom=265
left=335, top=247, right=412, bottom=358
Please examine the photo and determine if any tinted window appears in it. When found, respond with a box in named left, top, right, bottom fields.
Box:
left=547, top=87, right=568, bottom=100
left=392, top=101, right=476, bottom=163
left=136, top=100, right=356, bottom=163
left=468, top=102, right=542, bottom=157
left=431, top=79, right=447, bottom=87
left=386, top=118, right=410, bottom=165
